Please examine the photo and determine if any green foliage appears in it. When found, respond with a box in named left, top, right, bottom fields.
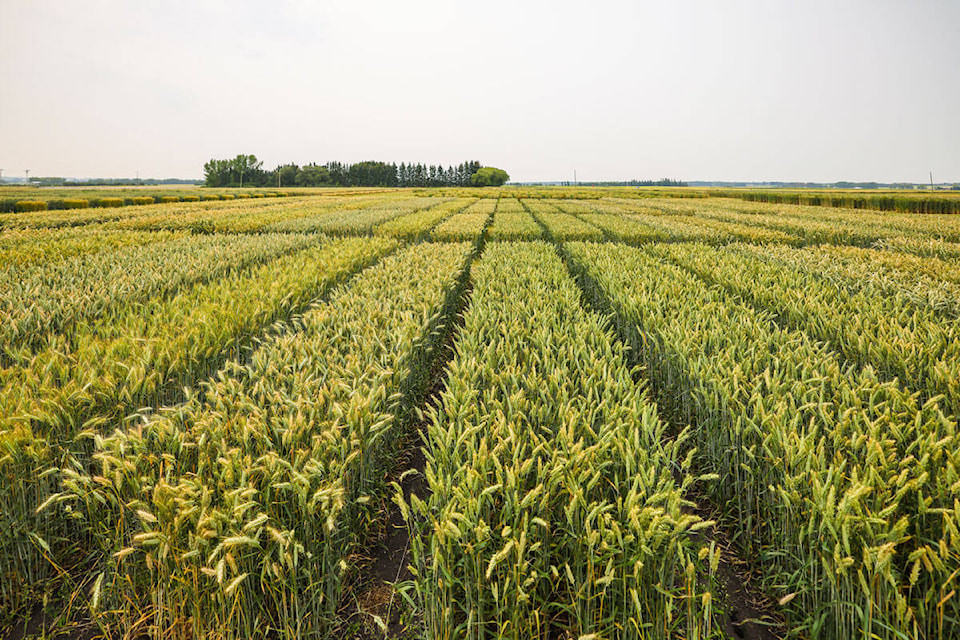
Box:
left=181, top=195, right=200, bottom=202
left=131, top=196, right=154, bottom=205
left=159, top=196, right=179, bottom=203
left=61, top=199, right=90, bottom=209
left=98, top=198, right=124, bottom=208
left=471, top=166, right=510, bottom=186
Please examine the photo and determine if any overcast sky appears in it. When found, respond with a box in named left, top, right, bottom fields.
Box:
left=1, top=0, right=958, bottom=183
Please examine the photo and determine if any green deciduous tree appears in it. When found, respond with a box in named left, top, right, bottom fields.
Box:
left=471, top=167, right=510, bottom=186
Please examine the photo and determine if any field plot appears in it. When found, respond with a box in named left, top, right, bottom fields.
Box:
left=407, top=242, right=712, bottom=639
left=431, top=198, right=497, bottom=241
left=486, top=198, right=542, bottom=240
left=2, top=188, right=959, bottom=640
left=375, top=197, right=475, bottom=239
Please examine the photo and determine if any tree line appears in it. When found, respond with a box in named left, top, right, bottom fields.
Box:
left=203, top=156, right=509, bottom=188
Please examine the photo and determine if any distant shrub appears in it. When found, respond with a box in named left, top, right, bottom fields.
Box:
left=99, top=198, right=124, bottom=208
left=181, top=195, right=201, bottom=202
left=14, top=200, right=48, bottom=212
left=202, top=194, right=221, bottom=201
left=251, top=193, right=265, bottom=198
left=236, top=193, right=252, bottom=199
left=220, top=194, right=236, bottom=200
left=159, top=196, right=180, bottom=204
left=132, top=197, right=155, bottom=205
left=275, top=192, right=289, bottom=197
left=62, top=199, right=91, bottom=209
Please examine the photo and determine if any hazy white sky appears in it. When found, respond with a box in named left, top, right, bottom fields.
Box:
left=1, top=0, right=958, bottom=182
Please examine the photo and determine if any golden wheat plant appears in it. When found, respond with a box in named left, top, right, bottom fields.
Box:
left=268, top=196, right=443, bottom=235
left=0, top=227, right=184, bottom=267
left=649, top=242, right=960, bottom=418
left=42, top=242, right=473, bottom=639
left=652, top=201, right=888, bottom=247
left=258, top=194, right=395, bottom=233
left=105, top=196, right=329, bottom=233
left=374, top=198, right=475, bottom=239
left=402, top=241, right=716, bottom=640
left=104, top=194, right=397, bottom=234
left=740, top=242, right=960, bottom=317
left=0, top=236, right=397, bottom=620
left=485, top=205, right=543, bottom=241
left=756, top=201, right=960, bottom=243
left=874, top=236, right=960, bottom=262
left=431, top=199, right=498, bottom=242
left=0, top=194, right=299, bottom=230
left=542, top=199, right=596, bottom=217
left=593, top=201, right=728, bottom=244
left=673, top=197, right=960, bottom=248
left=565, top=241, right=960, bottom=639
left=1, top=232, right=323, bottom=363
left=562, top=202, right=671, bottom=245
left=634, top=202, right=802, bottom=246
left=521, top=199, right=605, bottom=241
left=491, top=197, right=525, bottom=213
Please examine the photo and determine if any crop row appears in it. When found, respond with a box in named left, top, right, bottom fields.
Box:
left=0, top=236, right=397, bottom=616
left=431, top=198, right=498, bottom=241
left=711, top=189, right=960, bottom=215
left=642, top=197, right=960, bottom=248
left=43, top=242, right=473, bottom=638
left=263, top=196, right=442, bottom=234
left=2, top=232, right=325, bottom=362
left=486, top=207, right=542, bottom=241
left=375, top=197, right=476, bottom=239
left=566, top=242, right=960, bottom=639
left=0, top=192, right=412, bottom=233
left=405, top=241, right=715, bottom=639
left=522, top=200, right=604, bottom=241
left=603, top=200, right=802, bottom=244
left=104, top=197, right=351, bottom=233
left=0, top=190, right=300, bottom=214
left=0, top=196, right=313, bottom=230
left=0, top=227, right=184, bottom=266
left=652, top=242, right=960, bottom=418
left=757, top=243, right=960, bottom=314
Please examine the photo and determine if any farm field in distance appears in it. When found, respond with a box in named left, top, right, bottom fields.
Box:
left=2, top=187, right=959, bottom=640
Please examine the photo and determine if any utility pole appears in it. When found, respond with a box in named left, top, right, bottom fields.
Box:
left=239, top=169, right=244, bottom=188
left=25, top=169, right=30, bottom=184
left=0, top=169, right=3, bottom=183
left=574, top=169, right=577, bottom=185
left=278, top=169, right=281, bottom=189
left=930, top=171, right=935, bottom=190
